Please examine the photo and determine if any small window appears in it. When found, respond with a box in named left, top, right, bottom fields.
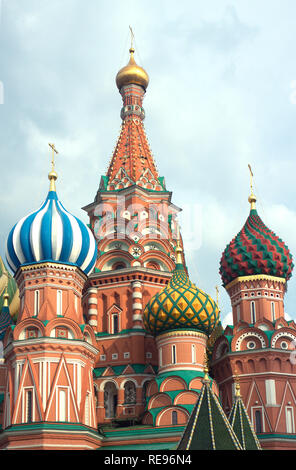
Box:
left=247, top=341, right=256, bottom=350
left=26, top=390, right=33, bottom=423
left=237, top=305, right=240, bottom=323
left=112, top=353, right=118, bottom=360
left=172, top=345, right=176, bottom=364
left=271, top=302, right=275, bottom=322
left=112, top=314, right=119, bottom=334
left=146, top=352, right=152, bottom=359
left=172, top=410, right=178, bottom=425
left=192, top=344, right=196, bottom=364
left=124, top=352, right=130, bottom=359
left=58, top=389, right=67, bottom=421
left=34, top=290, right=40, bottom=316
left=281, top=341, right=288, bottom=350
left=250, top=301, right=256, bottom=324
left=57, top=290, right=62, bottom=316
left=255, top=410, right=263, bottom=433
left=286, top=407, right=294, bottom=433
left=100, top=354, right=106, bottom=361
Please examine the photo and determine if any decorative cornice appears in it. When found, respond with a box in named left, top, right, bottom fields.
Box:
left=156, top=329, right=208, bottom=340
left=225, top=274, right=286, bottom=290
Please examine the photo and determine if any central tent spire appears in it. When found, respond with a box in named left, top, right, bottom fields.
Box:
left=102, top=35, right=165, bottom=192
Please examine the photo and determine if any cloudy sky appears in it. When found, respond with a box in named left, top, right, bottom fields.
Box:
left=1, top=0, right=296, bottom=325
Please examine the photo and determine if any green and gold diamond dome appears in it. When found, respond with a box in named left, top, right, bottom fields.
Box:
left=143, top=262, right=220, bottom=337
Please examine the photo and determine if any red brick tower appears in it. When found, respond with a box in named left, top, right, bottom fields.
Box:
left=212, top=176, right=296, bottom=450
left=0, top=164, right=99, bottom=450
left=82, top=46, right=185, bottom=425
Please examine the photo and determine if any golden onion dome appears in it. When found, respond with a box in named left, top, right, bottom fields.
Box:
left=116, top=48, right=149, bottom=90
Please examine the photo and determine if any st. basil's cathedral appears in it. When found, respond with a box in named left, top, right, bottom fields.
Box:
left=0, top=42, right=295, bottom=451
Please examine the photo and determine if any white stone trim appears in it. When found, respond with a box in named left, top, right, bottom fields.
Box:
left=132, top=314, right=142, bottom=321
left=132, top=292, right=142, bottom=299
left=88, top=308, right=98, bottom=315
left=132, top=303, right=142, bottom=310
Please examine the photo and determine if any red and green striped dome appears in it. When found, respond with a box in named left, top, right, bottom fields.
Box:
left=220, top=209, right=294, bottom=286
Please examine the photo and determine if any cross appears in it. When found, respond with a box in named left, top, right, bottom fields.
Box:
left=215, top=285, right=219, bottom=306
left=49, top=143, right=58, bottom=172
left=129, top=25, right=135, bottom=50
left=248, top=163, right=254, bottom=194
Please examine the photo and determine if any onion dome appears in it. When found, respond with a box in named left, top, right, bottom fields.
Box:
left=6, top=170, right=97, bottom=276
left=116, top=47, right=149, bottom=90
left=0, top=289, right=13, bottom=341
left=0, top=256, right=19, bottom=319
left=143, top=241, right=219, bottom=336
left=220, top=190, right=294, bottom=287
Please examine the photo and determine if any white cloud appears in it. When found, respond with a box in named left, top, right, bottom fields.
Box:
left=1, top=0, right=296, bottom=320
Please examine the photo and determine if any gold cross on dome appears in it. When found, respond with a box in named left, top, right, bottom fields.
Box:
left=129, top=25, right=135, bottom=49
left=215, top=285, right=219, bottom=306
left=248, top=163, right=254, bottom=194
left=49, top=143, right=58, bottom=172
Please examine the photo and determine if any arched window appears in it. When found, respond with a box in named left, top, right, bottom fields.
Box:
left=255, top=409, right=262, bottom=433
left=286, top=407, right=294, bottom=433
left=172, top=410, right=178, bottom=425
left=26, top=390, right=33, bottom=423
left=142, top=381, right=149, bottom=404
left=34, top=290, right=40, bottom=316
left=250, top=301, right=256, bottom=324
left=113, top=263, right=126, bottom=270
left=104, top=382, right=118, bottom=418
left=112, top=314, right=119, bottom=334
left=124, top=381, right=136, bottom=404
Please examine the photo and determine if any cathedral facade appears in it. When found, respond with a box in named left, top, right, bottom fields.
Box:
left=0, top=45, right=295, bottom=450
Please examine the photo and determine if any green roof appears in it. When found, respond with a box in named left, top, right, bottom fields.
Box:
left=229, top=395, right=261, bottom=450
left=149, top=370, right=214, bottom=396
left=177, top=378, right=242, bottom=450
left=93, top=363, right=157, bottom=378
left=99, top=442, right=176, bottom=450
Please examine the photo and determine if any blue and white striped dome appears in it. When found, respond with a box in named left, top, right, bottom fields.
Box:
left=6, top=186, right=97, bottom=276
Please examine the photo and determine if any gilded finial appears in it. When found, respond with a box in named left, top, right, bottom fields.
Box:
left=234, top=371, right=241, bottom=398
left=129, top=25, right=135, bottom=53
left=48, top=143, right=58, bottom=191
left=248, top=164, right=256, bottom=210
left=3, top=286, right=9, bottom=308
left=175, top=221, right=183, bottom=265
left=215, top=285, right=220, bottom=311
left=203, top=353, right=210, bottom=383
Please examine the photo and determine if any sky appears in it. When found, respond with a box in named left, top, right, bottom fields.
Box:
left=1, top=0, right=296, bottom=326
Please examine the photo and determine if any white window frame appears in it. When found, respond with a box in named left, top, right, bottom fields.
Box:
left=237, top=305, right=240, bottom=322
left=251, top=406, right=265, bottom=433
left=250, top=301, right=256, bottom=324
left=192, top=344, right=196, bottom=364
left=34, top=290, right=40, bottom=316
left=57, top=290, right=63, bottom=316
left=271, top=302, right=275, bottom=322
left=286, top=406, right=295, bottom=433
left=56, top=386, right=69, bottom=422
left=172, top=344, right=176, bottom=364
